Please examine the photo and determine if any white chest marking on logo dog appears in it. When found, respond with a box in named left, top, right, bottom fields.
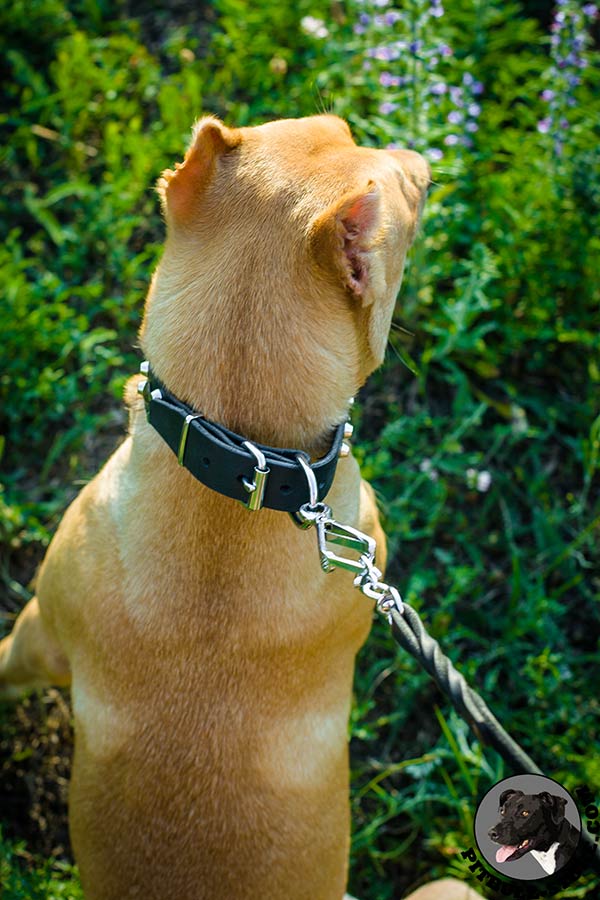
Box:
left=531, top=841, right=560, bottom=875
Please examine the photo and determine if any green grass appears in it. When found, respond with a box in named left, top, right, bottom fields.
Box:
left=1, top=0, right=598, bottom=897
left=0, top=827, right=83, bottom=900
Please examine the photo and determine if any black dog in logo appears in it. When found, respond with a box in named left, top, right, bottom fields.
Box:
left=488, top=789, right=579, bottom=876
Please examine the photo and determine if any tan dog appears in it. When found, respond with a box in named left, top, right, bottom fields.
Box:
left=0, top=115, right=483, bottom=900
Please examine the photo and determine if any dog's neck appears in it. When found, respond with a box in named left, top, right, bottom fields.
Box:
left=140, top=243, right=368, bottom=457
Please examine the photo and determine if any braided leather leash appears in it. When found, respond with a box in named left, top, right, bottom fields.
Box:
left=293, top=494, right=600, bottom=872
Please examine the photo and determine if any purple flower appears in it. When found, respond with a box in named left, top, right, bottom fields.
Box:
left=409, top=40, right=423, bottom=54
left=379, top=101, right=399, bottom=115
left=354, top=24, right=366, bottom=35
left=427, top=148, right=444, bottom=161
left=583, top=3, right=598, bottom=16
left=559, top=117, right=569, bottom=129
left=380, top=71, right=398, bottom=87
left=430, top=82, right=447, bottom=95
left=450, top=86, right=463, bottom=105
left=430, top=5, right=444, bottom=17
left=537, top=117, right=552, bottom=134
left=463, top=72, right=474, bottom=86
left=373, top=45, right=398, bottom=61
left=472, top=81, right=484, bottom=95
left=444, top=134, right=459, bottom=146
left=465, top=121, right=479, bottom=133
left=468, top=103, right=481, bottom=117
left=448, top=110, right=463, bottom=124
left=359, top=12, right=370, bottom=25
left=541, top=89, right=555, bottom=101
left=438, top=43, right=453, bottom=57
left=384, top=11, right=402, bottom=25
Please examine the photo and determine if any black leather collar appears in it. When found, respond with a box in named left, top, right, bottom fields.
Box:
left=137, top=362, right=349, bottom=512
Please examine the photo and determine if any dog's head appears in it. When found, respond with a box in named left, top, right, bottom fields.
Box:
left=142, top=115, right=429, bottom=441
left=488, top=789, right=568, bottom=864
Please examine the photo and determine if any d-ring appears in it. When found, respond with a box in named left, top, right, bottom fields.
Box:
left=296, top=454, right=318, bottom=507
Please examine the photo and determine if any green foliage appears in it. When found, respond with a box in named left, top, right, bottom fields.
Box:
left=0, top=827, right=83, bottom=900
left=0, top=0, right=598, bottom=897
left=201, top=0, right=336, bottom=122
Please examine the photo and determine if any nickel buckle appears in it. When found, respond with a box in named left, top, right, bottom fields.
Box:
left=242, top=441, right=270, bottom=511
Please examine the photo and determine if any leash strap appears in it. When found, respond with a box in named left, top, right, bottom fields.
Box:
left=292, top=498, right=541, bottom=770
left=387, top=605, right=600, bottom=869
left=137, top=363, right=348, bottom=512
left=294, top=497, right=600, bottom=872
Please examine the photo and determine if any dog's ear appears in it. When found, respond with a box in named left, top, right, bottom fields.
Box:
left=310, top=182, right=396, bottom=363
left=157, top=117, right=241, bottom=223
left=539, top=792, right=567, bottom=826
left=310, top=182, right=383, bottom=305
left=499, top=789, right=523, bottom=806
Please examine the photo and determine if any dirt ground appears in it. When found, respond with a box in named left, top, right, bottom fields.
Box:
left=0, top=421, right=127, bottom=862
left=0, top=688, right=74, bottom=860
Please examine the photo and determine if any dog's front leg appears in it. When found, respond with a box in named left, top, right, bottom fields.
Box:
left=403, top=878, right=486, bottom=900
left=346, top=878, right=485, bottom=900
left=0, top=595, right=70, bottom=699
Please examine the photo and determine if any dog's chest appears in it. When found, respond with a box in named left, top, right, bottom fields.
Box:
left=530, top=841, right=560, bottom=874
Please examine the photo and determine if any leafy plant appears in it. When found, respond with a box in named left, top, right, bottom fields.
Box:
left=0, top=827, right=83, bottom=900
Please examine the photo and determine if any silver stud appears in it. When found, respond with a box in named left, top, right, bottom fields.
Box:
left=344, top=422, right=354, bottom=440
left=339, top=441, right=351, bottom=458
left=140, top=360, right=150, bottom=376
